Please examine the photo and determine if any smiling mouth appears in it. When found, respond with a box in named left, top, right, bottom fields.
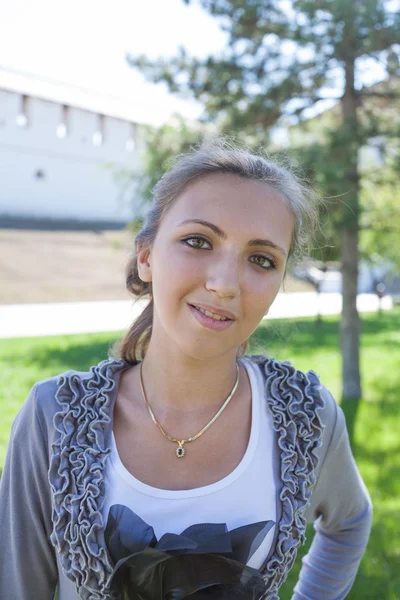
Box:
left=189, top=304, right=232, bottom=322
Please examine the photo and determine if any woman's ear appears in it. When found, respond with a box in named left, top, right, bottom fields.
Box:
left=137, top=245, right=152, bottom=283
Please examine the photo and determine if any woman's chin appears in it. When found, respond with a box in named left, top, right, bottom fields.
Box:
left=177, top=338, right=241, bottom=362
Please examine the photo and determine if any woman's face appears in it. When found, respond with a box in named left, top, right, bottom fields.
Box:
left=138, top=172, right=295, bottom=360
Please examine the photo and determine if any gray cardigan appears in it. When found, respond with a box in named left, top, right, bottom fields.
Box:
left=0, top=355, right=373, bottom=600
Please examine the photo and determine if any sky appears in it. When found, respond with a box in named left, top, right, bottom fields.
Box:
left=0, top=0, right=227, bottom=124
left=0, top=0, right=392, bottom=126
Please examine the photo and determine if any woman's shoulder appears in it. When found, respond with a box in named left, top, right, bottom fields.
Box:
left=246, top=351, right=336, bottom=394
left=16, top=358, right=128, bottom=440
left=244, top=352, right=339, bottom=443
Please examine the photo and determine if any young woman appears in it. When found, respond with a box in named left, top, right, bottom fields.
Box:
left=0, top=143, right=372, bottom=600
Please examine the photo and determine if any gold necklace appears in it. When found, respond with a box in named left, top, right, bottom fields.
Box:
left=139, top=362, right=240, bottom=458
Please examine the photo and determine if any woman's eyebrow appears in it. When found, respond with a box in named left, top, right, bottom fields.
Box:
left=178, top=218, right=287, bottom=257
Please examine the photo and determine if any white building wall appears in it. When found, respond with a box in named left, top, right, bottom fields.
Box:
left=0, top=89, right=142, bottom=224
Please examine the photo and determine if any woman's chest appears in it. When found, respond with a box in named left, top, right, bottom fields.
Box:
left=103, top=397, right=278, bottom=572
left=112, top=391, right=252, bottom=490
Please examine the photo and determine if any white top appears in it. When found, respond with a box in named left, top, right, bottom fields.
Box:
left=57, top=356, right=277, bottom=599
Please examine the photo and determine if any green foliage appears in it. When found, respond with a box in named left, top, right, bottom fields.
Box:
left=286, top=137, right=351, bottom=263
left=1, top=308, right=400, bottom=598
left=128, top=1, right=399, bottom=130
left=129, top=1, right=399, bottom=268
left=288, top=117, right=400, bottom=266
left=360, top=151, right=400, bottom=268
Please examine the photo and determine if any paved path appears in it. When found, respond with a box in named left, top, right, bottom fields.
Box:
left=0, top=293, right=393, bottom=339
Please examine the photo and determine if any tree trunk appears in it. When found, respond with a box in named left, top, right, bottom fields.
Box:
left=340, top=59, right=362, bottom=400
left=341, top=226, right=361, bottom=398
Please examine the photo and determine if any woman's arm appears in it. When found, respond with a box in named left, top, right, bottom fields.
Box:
left=292, top=393, right=373, bottom=599
left=0, top=383, right=58, bottom=599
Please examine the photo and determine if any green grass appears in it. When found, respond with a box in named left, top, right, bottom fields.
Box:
left=1, top=308, right=399, bottom=600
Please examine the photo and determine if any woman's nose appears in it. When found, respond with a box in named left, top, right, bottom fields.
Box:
left=205, top=254, right=241, bottom=299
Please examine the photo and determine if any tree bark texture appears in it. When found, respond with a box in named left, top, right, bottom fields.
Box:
left=340, top=58, right=362, bottom=400
left=341, top=226, right=361, bottom=399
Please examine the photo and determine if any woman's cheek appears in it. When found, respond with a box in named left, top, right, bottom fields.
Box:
left=247, top=271, right=282, bottom=311
left=175, top=249, right=208, bottom=279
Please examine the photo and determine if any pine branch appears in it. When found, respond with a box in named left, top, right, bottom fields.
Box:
left=359, top=91, right=400, bottom=99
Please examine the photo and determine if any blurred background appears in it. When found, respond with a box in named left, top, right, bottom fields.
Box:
left=0, top=1, right=399, bottom=598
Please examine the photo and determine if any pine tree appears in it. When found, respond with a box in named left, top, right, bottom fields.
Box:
left=129, top=0, right=400, bottom=400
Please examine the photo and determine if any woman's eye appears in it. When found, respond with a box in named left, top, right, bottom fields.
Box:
left=181, top=236, right=212, bottom=250
left=250, top=255, right=276, bottom=270
left=181, top=238, right=276, bottom=269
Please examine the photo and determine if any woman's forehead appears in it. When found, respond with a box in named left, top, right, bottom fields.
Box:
left=162, top=172, right=294, bottom=237
left=179, top=171, right=279, bottom=203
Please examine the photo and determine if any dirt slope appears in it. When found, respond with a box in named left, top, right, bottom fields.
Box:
left=0, top=229, right=133, bottom=304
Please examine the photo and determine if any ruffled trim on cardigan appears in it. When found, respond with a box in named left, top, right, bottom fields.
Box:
left=48, top=356, right=325, bottom=600
left=253, top=356, right=325, bottom=599
left=49, top=359, right=128, bottom=600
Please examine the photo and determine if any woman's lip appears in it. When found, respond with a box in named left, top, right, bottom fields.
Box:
left=189, top=303, right=236, bottom=320
left=188, top=304, right=235, bottom=331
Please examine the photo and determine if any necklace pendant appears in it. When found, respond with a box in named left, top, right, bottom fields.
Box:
left=175, top=442, right=186, bottom=458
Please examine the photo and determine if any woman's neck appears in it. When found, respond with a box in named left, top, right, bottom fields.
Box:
left=137, top=340, right=243, bottom=416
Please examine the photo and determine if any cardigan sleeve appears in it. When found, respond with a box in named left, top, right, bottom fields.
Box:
left=292, top=390, right=373, bottom=599
left=0, top=383, right=58, bottom=599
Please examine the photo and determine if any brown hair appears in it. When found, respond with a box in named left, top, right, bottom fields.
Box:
left=113, top=140, right=321, bottom=363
